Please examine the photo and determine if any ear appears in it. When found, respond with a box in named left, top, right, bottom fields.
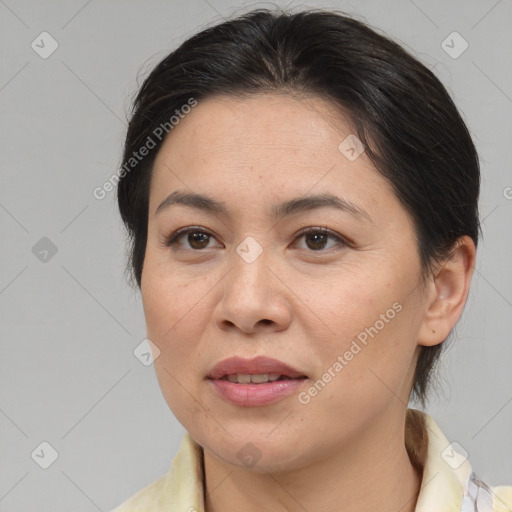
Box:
left=418, top=236, right=476, bottom=347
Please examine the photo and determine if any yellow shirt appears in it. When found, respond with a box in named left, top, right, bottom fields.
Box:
left=110, top=409, right=512, bottom=511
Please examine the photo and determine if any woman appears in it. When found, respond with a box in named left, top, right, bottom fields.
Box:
left=111, top=8, right=511, bottom=512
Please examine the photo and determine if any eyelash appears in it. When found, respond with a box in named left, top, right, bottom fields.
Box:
left=164, top=225, right=349, bottom=252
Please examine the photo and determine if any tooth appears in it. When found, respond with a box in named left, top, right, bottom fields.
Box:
left=227, top=374, right=238, bottom=383
left=250, top=373, right=270, bottom=383
left=268, top=373, right=281, bottom=382
left=237, top=374, right=251, bottom=384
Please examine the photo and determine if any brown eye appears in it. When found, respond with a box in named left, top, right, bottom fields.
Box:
left=166, top=227, right=221, bottom=250
left=294, top=227, right=347, bottom=252
left=303, top=232, right=329, bottom=250
left=186, top=232, right=210, bottom=249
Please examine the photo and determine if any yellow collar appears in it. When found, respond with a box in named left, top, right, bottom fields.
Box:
left=112, top=408, right=512, bottom=511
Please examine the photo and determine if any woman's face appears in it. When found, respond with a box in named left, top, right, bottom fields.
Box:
left=141, top=93, right=432, bottom=472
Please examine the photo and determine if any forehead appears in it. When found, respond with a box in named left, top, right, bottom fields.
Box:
left=160, top=93, right=352, bottom=157
left=152, top=94, right=372, bottom=175
left=148, top=93, right=398, bottom=222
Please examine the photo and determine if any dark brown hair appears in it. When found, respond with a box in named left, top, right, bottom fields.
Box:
left=117, top=8, right=480, bottom=407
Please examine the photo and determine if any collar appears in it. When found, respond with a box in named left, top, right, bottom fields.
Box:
left=114, top=408, right=484, bottom=511
left=408, top=408, right=472, bottom=511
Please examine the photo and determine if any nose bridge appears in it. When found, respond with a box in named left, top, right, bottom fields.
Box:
left=216, top=234, right=289, bottom=332
left=229, top=234, right=271, bottom=302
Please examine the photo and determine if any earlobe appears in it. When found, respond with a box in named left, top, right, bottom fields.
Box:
left=418, top=236, right=476, bottom=347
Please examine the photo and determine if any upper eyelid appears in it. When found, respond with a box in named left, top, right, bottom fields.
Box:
left=166, top=225, right=348, bottom=248
left=166, top=226, right=217, bottom=245
left=293, top=225, right=345, bottom=242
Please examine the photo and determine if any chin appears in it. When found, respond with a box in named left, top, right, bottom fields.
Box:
left=198, top=427, right=312, bottom=473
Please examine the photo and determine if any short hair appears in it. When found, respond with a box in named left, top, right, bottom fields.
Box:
left=117, top=8, right=481, bottom=407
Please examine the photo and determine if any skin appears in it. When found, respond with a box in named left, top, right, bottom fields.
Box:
left=140, top=93, right=476, bottom=512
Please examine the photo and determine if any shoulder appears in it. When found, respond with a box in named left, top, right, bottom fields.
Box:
left=107, top=432, right=205, bottom=512
left=406, top=409, right=512, bottom=512
left=492, top=485, right=512, bottom=512
left=108, top=474, right=168, bottom=512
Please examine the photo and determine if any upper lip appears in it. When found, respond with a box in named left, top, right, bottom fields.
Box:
left=207, top=356, right=308, bottom=380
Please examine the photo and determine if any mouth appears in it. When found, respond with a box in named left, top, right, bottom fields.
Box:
left=206, top=356, right=309, bottom=407
left=214, top=373, right=308, bottom=384
left=207, top=355, right=308, bottom=381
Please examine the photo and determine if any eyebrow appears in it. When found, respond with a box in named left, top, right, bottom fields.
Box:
left=155, top=190, right=372, bottom=222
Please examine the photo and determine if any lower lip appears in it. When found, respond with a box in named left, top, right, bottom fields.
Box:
left=209, top=378, right=307, bottom=407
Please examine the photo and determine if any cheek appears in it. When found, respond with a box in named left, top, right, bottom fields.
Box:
left=140, top=268, right=213, bottom=407
left=303, top=264, right=397, bottom=345
left=141, top=256, right=210, bottom=341
left=304, top=272, right=422, bottom=403
left=142, top=264, right=212, bottom=424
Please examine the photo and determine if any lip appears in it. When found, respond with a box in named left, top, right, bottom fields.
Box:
left=207, top=356, right=307, bottom=380
left=207, top=356, right=308, bottom=407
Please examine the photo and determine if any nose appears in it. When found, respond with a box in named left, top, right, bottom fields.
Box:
left=213, top=244, right=292, bottom=335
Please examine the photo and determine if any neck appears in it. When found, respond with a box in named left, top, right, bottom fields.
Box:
left=203, top=408, right=423, bottom=512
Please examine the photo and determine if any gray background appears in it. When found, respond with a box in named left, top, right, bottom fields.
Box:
left=1, top=0, right=511, bottom=510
